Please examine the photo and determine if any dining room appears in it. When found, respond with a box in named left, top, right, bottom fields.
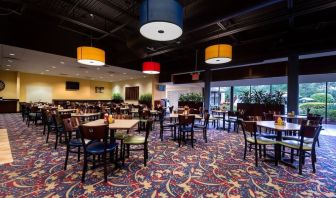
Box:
left=1, top=0, right=336, bottom=197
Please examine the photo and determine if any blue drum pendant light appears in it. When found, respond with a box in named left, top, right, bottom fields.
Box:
left=140, top=0, right=183, bottom=41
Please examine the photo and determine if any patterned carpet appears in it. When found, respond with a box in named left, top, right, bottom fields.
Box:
left=0, top=113, right=335, bottom=197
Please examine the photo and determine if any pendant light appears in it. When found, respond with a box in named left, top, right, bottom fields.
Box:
left=142, top=61, right=160, bottom=74
left=77, top=46, right=105, bottom=66
left=205, top=44, right=232, bottom=64
left=191, top=50, right=200, bottom=81
left=77, top=21, right=105, bottom=66
left=139, top=0, right=183, bottom=41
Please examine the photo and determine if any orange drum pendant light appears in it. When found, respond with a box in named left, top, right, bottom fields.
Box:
left=205, top=44, right=232, bottom=64
left=142, top=61, right=160, bottom=74
left=77, top=46, right=105, bottom=66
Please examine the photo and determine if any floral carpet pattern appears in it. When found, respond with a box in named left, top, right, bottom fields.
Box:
left=0, top=113, right=336, bottom=197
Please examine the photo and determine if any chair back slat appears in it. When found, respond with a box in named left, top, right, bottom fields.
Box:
left=300, top=125, right=321, bottom=139
left=178, top=115, right=195, bottom=125
left=79, top=125, right=108, bottom=140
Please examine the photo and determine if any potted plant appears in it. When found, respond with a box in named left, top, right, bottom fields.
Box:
left=178, top=93, right=203, bottom=109
left=139, top=94, right=152, bottom=108
left=112, top=93, right=123, bottom=104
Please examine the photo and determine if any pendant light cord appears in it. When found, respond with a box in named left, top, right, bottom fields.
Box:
left=195, top=49, right=198, bottom=72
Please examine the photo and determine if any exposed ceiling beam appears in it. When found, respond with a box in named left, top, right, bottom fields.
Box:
left=184, top=0, right=285, bottom=35
left=145, top=0, right=336, bottom=58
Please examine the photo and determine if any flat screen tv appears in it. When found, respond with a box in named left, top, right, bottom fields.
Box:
left=66, top=81, right=80, bottom=90
left=157, top=85, right=166, bottom=91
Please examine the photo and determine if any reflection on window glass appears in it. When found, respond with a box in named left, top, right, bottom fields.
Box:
left=233, top=86, right=250, bottom=110
left=299, top=83, right=326, bottom=117
left=220, top=87, right=230, bottom=110
left=327, top=82, right=336, bottom=124
left=251, top=85, right=270, bottom=94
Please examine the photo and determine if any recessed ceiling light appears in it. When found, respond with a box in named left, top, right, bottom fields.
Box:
left=45, top=69, right=50, bottom=72
left=51, top=66, right=57, bottom=69
left=76, top=73, right=80, bottom=76
left=143, top=76, right=147, bottom=78
left=40, top=72, right=44, bottom=74
left=9, top=53, right=15, bottom=56
left=97, top=67, right=100, bottom=70
left=110, top=74, right=114, bottom=76
left=6, top=65, right=11, bottom=67
left=91, top=78, right=95, bottom=80
left=130, top=77, right=134, bottom=79
left=123, top=73, right=127, bottom=75
left=85, top=71, right=89, bottom=73
left=5, top=68, right=10, bottom=70
left=60, top=61, right=65, bottom=64
left=100, top=77, right=103, bottom=79
left=8, top=60, right=13, bottom=63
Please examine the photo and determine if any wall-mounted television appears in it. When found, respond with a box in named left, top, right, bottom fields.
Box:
left=66, top=81, right=80, bottom=90
left=157, top=85, right=166, bottom=91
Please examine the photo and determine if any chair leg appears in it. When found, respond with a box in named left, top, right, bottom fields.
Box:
left=254, top=144, right=258, bottom=167
left=103, top=153, right=107, bottom=182
left=299, top=150, right=304, bottom=175
left=64, top=145, right=70, bottom=170
left=259, top=145, right=262, bottom=158
left=191, top=131, right=194, bottom=148
left=144, top=145, right=147, bottom=166
left=81, top=155, right=88, bottom=182
left=46, top=128, right=50, bottom=143
left=160, top=128, right=163, bottom=141
left=55, top=132, right=59, bottom=149
left=122, top=144, right=125, bottom=166
left=290, top=148, right=294, bottom=164
left=77, top=147, right=81, bottom=162
left=243, top=143, right=247, bottom=160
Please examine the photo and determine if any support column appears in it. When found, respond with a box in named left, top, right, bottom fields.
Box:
left=287, top=54, right=299, bottom=114
left=230, top=86, right=234, bottom=111
left=204, top=69, right=212, bottom=111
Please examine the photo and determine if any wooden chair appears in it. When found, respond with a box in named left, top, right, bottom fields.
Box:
left=123, top=120, right=153, bottom=166
left=240, top=120, right=277, bottom=167
left=79, top=124, right=118, bottom=182
left=194, top=111, right=210, bottom=143
left=177, top=115, right=195, bottom=148
left=63, top=117, right=85, bottom=170
left=280, top=124, right=322, bottom=174
left=159, top=110, right=176, bottom=141
left=226, top=111, right=239, bottom=133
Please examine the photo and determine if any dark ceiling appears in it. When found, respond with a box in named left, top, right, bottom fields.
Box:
left=1, top=0, right=336, bottom=82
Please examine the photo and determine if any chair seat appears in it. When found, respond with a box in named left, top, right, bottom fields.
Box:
left=86, top=142, right=118, bottom=154
left=162, top=123, right=175, bottom=128
left=69, top=138, right=90, bottom=146
left=282, top=136, right=314, bottom=143
left=114, top=131, right=127, bottom=140
left=246, top=137, right=277, bottom=145
left=124, top=135, right=145, bottom=144
left=258, top=133, right=277, bottom=139
left=280, top=140, right=312, bottom=150
left=194, top=124, right=206, bottom=129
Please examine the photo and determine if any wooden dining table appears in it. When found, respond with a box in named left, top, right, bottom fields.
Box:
left=211, top=110, right=227, bottom=129
left=274, top=114, right=307, bottom=123
left=256, top=121, right=301, bottom=167
left=83, top=119, right=139, bottom=130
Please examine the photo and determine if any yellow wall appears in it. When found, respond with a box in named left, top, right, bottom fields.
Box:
left=111, top=77, right=153, bottom=104
left=19, top=72, right=112, bottom=102
left=0, top=71, right=18, bottom=99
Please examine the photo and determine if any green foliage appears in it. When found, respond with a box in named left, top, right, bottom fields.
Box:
left=112, top=93, right=123, bottom=102
left=299, top=102, right=326, bottom=110
left=239, top=90, right=284, bottom=105
left=240, top=91, right=251, bottom=103
left=310, top=93, right=334, bottom=103
left=139, top=94, right=152, bottom=103
left=179, top=93, right=203, bottom=103
left=329, top=110, right=336, bottom=120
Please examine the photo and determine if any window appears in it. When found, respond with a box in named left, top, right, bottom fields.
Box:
left=125, top=86, right=139, bottom=100
left=327, top=82, right=336, bottom=124
left=220, top=87, right=230, bottom=110
left=233, top=86, right=250, bottom=110
left=299, top=83, right=326, bottom=117
left=251, top=85, right=270, bottom=94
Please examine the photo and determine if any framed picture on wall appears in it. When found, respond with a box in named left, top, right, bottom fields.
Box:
left=95, top=87, right=104, bottom=93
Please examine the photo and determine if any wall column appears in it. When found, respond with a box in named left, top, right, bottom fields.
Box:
left=287, top=54, right=299, bottom=114
left=230, top=86, right=234, bottom=111
left=204, top=69, right=212, bottom=111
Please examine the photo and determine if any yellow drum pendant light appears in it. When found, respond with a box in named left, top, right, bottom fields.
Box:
left=205, top=44, right=232, bottom=64
left=77, top=46, right=105, bottom=66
